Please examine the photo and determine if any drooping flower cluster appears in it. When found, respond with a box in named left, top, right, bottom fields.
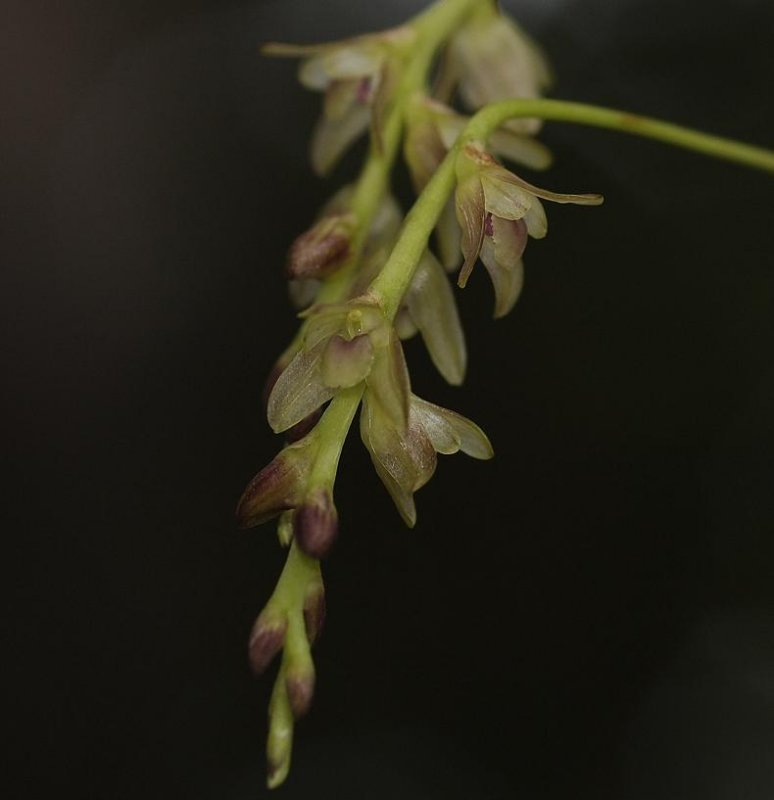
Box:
left=244, top=0, right=604, bottom=788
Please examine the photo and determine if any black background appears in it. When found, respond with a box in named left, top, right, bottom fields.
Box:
left=4, top=1, right=774, bottom=798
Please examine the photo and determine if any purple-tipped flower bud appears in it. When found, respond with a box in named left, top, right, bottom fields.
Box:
left=285, top=668, right=316, bottom=719
left=248, top=612, right=287, bottom=675
left=236, top=440, right=314, bottom=528
left=303, top=584, right=326, bottom=645
left=286, top=213, right=355, bottom=280
left=293, top=488, right=338, bottom=559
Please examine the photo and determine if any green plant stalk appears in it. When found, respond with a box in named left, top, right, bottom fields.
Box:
left=307, top=385, right=363, bottom=488
left=370, top=97, right=774, bottom=316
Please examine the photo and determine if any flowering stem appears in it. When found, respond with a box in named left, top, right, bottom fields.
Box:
left=317, top=0, right=481, bottom=305
left=370, top=97, right=774, bottom=316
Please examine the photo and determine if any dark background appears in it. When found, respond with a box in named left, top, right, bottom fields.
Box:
left=4, top=1, right=774, bottom=798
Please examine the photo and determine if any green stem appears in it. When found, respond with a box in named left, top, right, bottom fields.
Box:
left=371, top=97, right=774, bottom=316
left=307, top=385, right=363, bottom=488
left=270, top=540, right=320, bottom=611
left=464, top=99, right=774, bottom=172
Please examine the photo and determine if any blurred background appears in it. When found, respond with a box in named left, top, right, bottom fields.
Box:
left=4, top=0, right=773, bottom=797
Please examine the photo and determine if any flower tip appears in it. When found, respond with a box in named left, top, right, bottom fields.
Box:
left=266, top=755, right=291, bottom=790
left=236, top=453, right=304, bottom=528
left=286, top=670, right=315, bottom=718
left=248, top=615, right=287, bottom=675
left=286, top=215, right=353, bottom=280
left=293, top=489, right=339, bottom=559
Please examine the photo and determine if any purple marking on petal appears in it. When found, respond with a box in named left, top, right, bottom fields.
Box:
left=357, top=76, right=373, bottom=104
left=484, top=212, right=494, bottom=238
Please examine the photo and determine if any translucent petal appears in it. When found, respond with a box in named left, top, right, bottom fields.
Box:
left=481, top=239, right=525, bottom=319
left=480, top=216, right=528, bottom=318
left=320, top=334, right=374, bottom=389
left=406, top=251, right=466, bottom=386
left=492, top=169, right=604, bottom=206
left=323, top=79, right=359, bottom=121
left=404, top=116, right=447, bottom=192
left=481, top=172, right=532, bottom=221
left=524, top=197, right=548, bottom=239
left=288, top=278, right=320, bottom=311
left=454, top=175, right=485, bottom=288
left=310, top=104, right=371, bottom=177
left=411, top=396, right=494, bottom=460
left=394, top=308, right=418, bottom=340
left=489, top=129, right=553, bottom=171
left=365, top=330, right=411, bottom=430
left=451, top=15, right=551, bottom=134
left=267, top=340, right=335, bottom=433
left=359, top=393, right=435, bottom=527
left=436, top=199, right=462, bottom=273
left=299, top=46, right=382, bottom=89
left=436, top=112, right=466, bottom=151
left=304, top=307, right=349, bottom=350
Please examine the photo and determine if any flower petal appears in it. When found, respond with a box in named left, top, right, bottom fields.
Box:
left=406, top=251, right=466, bottom=385
left=481, top=171, right=533, bottom=221
left=489, top=129, right=553, bottom=171
left=436, top=198, right=462, bottom=272
left=310, top=103, right=371, bottom=176
left=404, top=116, right=447, bottom=192
left=411, top=396, right=494, bottom=460
left=322, top=78, right=360, bottom=121
left=267, top=339, right=335, bottom=433
left=479, top=215, right=528, bottom=318
left=492, top=169, right=604, bottom=206
left=360, top=393, right=435, bottom=527
left=451, top=13, right=552, bottom=134
left=320, top=334, right=374, bottom=388
left=299, top=45, right=383, bottom=89
left=365, top=329, right=411, bottom=430
left=454, top=175, right=485, bottom=288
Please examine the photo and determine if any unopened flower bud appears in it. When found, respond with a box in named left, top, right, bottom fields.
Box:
left=286, top=213, right=355, bottom=280
left=293, top=488, right=338, bottom=559
left=248, top=611, right=287, bottom=675
left=236, top=440, right=314, bottom=528
left=266, top=673, right=294, bottom=789
left=285, top=666, right=316, bottom=719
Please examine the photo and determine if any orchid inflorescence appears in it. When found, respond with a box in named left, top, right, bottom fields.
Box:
left=235, top=0, right=774, bottom=787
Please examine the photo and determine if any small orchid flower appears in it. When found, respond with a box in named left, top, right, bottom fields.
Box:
left=455, top=142, right=604, bottom=318
left=360, top=392, right=493, bottom=527
left=267, top=295, right=410, bottom=434
left=404, top=96, right=553, bottom=271
left=264, top=26, right=415, bottom=176
left=438, top=6, right=552, bottom=135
